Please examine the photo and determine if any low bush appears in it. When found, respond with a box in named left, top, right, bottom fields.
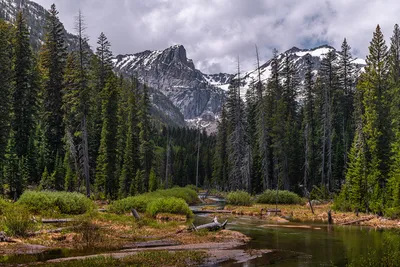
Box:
left=108, top=195, right=149, bottom=214
left=109, top=187, right=198, bottom=215
left=152, top=187, right=199, bottom=205
left=17, top=191, right=94, bottom=215
left=0, top=198, right=11, bottom=215
left=226, top=191, right=252, bottom=206
left=146, top=197, right=193, bottom=217
left=1, top=205, right=34, bottom=237
left=384, top=207, right=400, bottom=219
left=256, top=190, right=302, bottom=205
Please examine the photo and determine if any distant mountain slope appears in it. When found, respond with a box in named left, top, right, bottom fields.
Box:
left=113, top=45, right=227, bottom=124
left=0, top=0, right=185, bottom=127
left=210, top=45, right=366, bottom=100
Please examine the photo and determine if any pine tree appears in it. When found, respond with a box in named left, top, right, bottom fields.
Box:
left=149, top=168, right=158, bottom=192
left=119, top=80, right=140, bottom=197
left=40, top=4, right=67, bottom=172
left=337, top=38, right=355, bottom=185
left=319, top=49, right=338, bottom=191
left=226, top=59, right=247, bottom=190
left=345, top=25, right=389, bottom=213
left=388, top=24, right=400, bottom=209
left=95, top=75, right=119, bottom=199
left=138, top=84, right=154, bottom=193
left=13, top=12, right=39, bottom=159
left=0, top=20, right=13, bottom=171
left=212, top=104, right=228, bottom=190
left=39, top=167, right=54, bottom=190
left=302, top=55, right=316, bottom=191
left=255, top=46, right=270, bottom=191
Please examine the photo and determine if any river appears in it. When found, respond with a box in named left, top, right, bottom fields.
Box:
left=195, top=213, right=391, bottom=267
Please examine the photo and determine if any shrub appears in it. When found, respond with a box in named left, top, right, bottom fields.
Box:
left=384, top=207, right=400, bottom=219
left=185, top=184, right=200, bottom=193
left=0, top=198, right=11, bottom=215
left=152, top=187, right=199, bottom=205
left=226, top=191, right=252, bottom=206
left=1, top=205, right=34, bottom=237
left=146, top=197, right=193, bottom=217
left=17, top=191, right=94, bottom=215
left=109, top=187, right=199, bottom=214
left=109, top=195, right=150, bottom=214
left=256, top=190, right=302, bottom=205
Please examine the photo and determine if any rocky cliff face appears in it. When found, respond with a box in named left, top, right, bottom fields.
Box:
left=113, top=45, right=227, bottom=122
left=0, top=0, right=78, bottom=50
left=0, top=0, right=186, bottom=127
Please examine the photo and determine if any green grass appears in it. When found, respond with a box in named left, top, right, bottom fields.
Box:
left=146, top=197, right=193, bottom=217
left=256, top=190, right=302, bottom=205
left=37, top=250, right=205, bottom=267
left=226, top=190, right=252, bottom=206
left=109, top=187, right=198, bottom=216
left=0, top=197, right=11, bottom=215
left=1, top=204, right=35, bottom=237
left=17, top=191, right=94, bottom=215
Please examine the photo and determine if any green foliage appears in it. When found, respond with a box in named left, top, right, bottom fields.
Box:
left=146, top=197, right=193, bottom=217
left=310, top=184, right=332, bottom=201
left=226, top=190, right=252, bottom=206
left=1, top=204, right=34, bottom=237
left=108, top=195, right=149, bottom=214
left=17, top=191, right=93, bottom=215
left=148, top=168, right=158, bottom=192
left=0, top=198, right=11, bottom=215
left=109, top=187, right=198, bottom=214
left=256, top=190, right=302, bottom=205
left=37, top=251, right=205, bottom=267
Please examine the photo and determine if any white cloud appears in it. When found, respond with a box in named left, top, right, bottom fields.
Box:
left=34, top=0, right=400, bottom=73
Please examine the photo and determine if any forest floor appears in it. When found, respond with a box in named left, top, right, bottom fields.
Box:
left=0, top=207, right=265, bottom=266
left=200, top=202, right=400, bottom=228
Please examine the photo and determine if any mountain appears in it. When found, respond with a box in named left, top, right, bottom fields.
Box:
left=113, top=45, right=227, bottom=127
left=0, top=0, right=186, bottom=127
left=0, top=0, right=78, bottom=50
left=211, top=45, right=366, bottom=100
left=1, top=0, right=367, bottom=131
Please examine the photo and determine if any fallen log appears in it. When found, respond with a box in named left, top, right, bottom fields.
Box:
left=0, top=231, right=15, bottom=242
left=122, top=239, right=181, bottom=249
left=131, top=209, right=141, bottom=220
left=191, top=209, right=231, bottom=214
left=341, top=216, right=375, bottom=226
left=192, top=217, right=228, bottom=231
left=41, top=218, right=73, bottom=223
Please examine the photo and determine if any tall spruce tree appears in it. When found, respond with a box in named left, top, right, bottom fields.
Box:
left=40, top=4, right=67, bottom=172
left=138, top=84, right=154, bottom=193
left=95, top=75, right=119, bottom=198
left=119, top=78, right=139, bottom=197
left=344, top=25, right=389, bottom=213
left=388, top=24, right=400, bottom=209
left=0, top=20, right=13, bottom=182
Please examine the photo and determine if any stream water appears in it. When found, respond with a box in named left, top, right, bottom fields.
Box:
left=0, top=198, right=397, bottom=266
left=195, top=213, right=393, bottom=267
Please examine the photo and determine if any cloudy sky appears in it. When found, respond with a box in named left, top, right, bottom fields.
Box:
left=34, top=0, right=400, bottom=74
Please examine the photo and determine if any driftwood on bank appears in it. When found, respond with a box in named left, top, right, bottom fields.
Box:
left=41, top=218, right=73, bottom=224
left=192, top=217, right=228, bottom=231
left=192, top=209, right=232, bottom=214
left=122, top=239, right=181, bottom=249
left=0, top=231, right=14, bottom=242
left=131, top=209, right=141, bottom=220
left=340, top=216, right=375, bottom=226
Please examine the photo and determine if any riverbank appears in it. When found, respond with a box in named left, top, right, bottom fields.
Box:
left=0, top=209, right=264, bottom=266
left=199, top=202, right=400, bottom=229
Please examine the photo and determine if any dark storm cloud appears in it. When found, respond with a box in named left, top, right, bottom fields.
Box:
left=35, top=0, right=400, bottom=74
